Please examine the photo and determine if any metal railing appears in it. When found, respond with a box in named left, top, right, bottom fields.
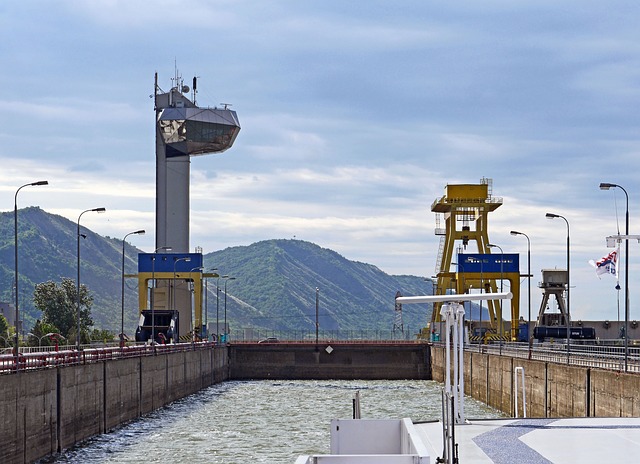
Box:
left=5, top=336, right=636, bottom=374
left=222, top=328, right=418, bottom=343
left=229, top=338, right=426, bottom=345
left=0, top=341, right=219, bottom=374
left=451, top=340, right=639, bottom=373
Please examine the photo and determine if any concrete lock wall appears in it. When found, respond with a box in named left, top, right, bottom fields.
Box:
left=228, top=343, right=432, bottom=380
left=0, top=346, right=229, bottom=464
left=589, top=368, right=640, bottom=417
left=1, top=343, right=428, bottom=463
left=0, top=369, right=58, bottom=464
left=58, top=363, right=106, bottom=451
left=431, top=345, right=640, bottom=418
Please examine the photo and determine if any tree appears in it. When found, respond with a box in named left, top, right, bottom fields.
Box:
left=0, top=314, right=9, bottom=347
left=33, top=278, right=94, bottom=340
left=90, top=328, right=115, bottom=344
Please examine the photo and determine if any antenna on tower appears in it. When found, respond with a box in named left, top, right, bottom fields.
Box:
left=171, top=61, right=190, bottom=94
left=192, top=76, right=198, bottom=105
left=171, top=59, right=180, bottom=90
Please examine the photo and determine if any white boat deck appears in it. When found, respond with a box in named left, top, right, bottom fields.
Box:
left=416, top=417, right=640, bottom=464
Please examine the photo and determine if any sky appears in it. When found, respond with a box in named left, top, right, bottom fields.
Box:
left=1, top=1, right=639, bottom=322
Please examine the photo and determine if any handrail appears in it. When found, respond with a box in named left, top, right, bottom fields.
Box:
left=433, top=340, right=639, bottom=373
left=0, top=341, right=219, bottom=374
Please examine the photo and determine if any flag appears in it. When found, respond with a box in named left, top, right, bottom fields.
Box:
left=589, top=248, right=619, bottom=278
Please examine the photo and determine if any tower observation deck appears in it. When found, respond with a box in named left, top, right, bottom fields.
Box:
left=154, top=71, right=241, bottom=253
left=135, top=70, right=240, bottom=344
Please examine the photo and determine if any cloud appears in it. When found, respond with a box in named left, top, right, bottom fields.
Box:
left=2, top=1, right=640, bottom=322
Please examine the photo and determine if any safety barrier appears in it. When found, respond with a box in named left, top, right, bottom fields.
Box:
left=453, top=340, right=639, bottom=373
left=0, top=341, right=217, bottom=374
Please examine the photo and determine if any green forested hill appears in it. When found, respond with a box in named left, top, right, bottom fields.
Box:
left=0, top=208, right=433, bottom=336
left=0, top=207, right=144, bottom=332
left=203, top=239, right=433, bottom=335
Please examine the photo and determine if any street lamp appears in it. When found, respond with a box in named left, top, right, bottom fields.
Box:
left=600, top=182, right=630, bottom=371
left=204, top=268, right=218, bottom=340
left=451, top=262, right=465, bottom=294
left=487, top=243, right=504, bottom=342
left=216, top=274, right=221, bottom=343
left=546, top=212, right=570, bottom=360
left=190, top=266, right=204, bottom=340
left=451, top=262, right=466, bottom=333
left=479, top=258, right=484, bottom=347
left=14, top=180, right=48, bottom=357
left=172, top=257, right=191, bottom=341
left=121, top=229, right=145, bottom=347
left=315, top=287, right=320, bottom=347
left=511, top=230, right=532, bottom=357
left=222, top=275, right=236, bottom=343
left=77, top=207, right=106, bottom=351
left=29, top=332, right=62, bottom=349
left=151, top=246, right=172, bottom=345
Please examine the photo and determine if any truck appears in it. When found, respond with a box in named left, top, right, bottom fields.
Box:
left=134, top=309, right=179, bottom=344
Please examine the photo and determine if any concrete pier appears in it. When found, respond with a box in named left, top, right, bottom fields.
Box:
left=229, top=342, right=432, bottom=380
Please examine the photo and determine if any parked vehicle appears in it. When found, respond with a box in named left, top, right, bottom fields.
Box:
left=135, top=310, right=179, bottom=343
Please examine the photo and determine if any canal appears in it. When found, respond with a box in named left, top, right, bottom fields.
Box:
left=41, top=379, right=504, bottom=463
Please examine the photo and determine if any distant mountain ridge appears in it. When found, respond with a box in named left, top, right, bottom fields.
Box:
left=204, top=239, right=433, bottom=333
left=0, top=207, right=433, bottom=335
left=0, top=207, right=139, bottom=331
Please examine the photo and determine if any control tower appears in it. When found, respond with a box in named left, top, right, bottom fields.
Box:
left=135, top=70, right=240, bottom=343
left=154, top=70, right=241, bottom=253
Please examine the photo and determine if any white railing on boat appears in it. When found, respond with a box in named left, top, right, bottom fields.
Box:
left=294, top=418, right=431, bottom=464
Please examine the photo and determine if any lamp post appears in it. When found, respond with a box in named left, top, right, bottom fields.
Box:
left=479, top=259, right=484, bottom=348
left=121, top=229, right=145, bottom=348
left=77, top=207, right=106, bottom=351
left=222, top=276, right=236, bottom=343
left=216, top=275, right=221, bottom=343
left=546, top=212, right=570, bottom=361
left=190, top=266, right=204, bottom=340
left=315, top=287, right=320, bottom=347
left=600, top=182, right=630, bottom=371
left=511, top=230, right=532, bottom=358
left=172, top=257, right=191, bottom=342
left=29, top=332, right=62, bottom=349
left=151, top=246, right=172, bottom=346
left=14, top=180, right=48, bottom=358
left=204, top=268, right=218, bottom=340
left=451, top=262, right=466, bottom=335
left=487, top=243, right=504, bottom=343
left=451, top=262, right=465, bottom=293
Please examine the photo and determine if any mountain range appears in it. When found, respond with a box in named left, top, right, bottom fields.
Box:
left=0, top=207, right=434, bottom=337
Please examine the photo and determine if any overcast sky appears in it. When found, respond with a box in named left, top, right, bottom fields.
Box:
left=1, top=1, right=639, bottom=322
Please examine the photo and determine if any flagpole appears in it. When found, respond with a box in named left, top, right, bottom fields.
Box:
left=600, top=182, right=629, bottom=372
left=616, top=246, right=621, bottom=327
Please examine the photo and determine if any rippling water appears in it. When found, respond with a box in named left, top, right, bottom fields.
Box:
left=42, top=380, right=503, bottom=463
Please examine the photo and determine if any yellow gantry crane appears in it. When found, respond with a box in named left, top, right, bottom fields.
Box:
left=427, top=178, right=521, bottom=342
